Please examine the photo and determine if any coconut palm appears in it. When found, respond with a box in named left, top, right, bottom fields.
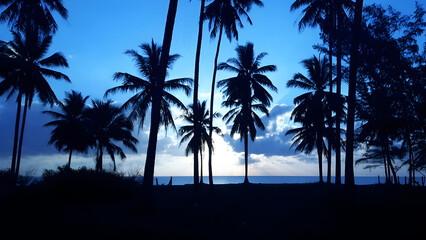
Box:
left=85, top=100, right=138, bottom=172
left=204, top=0, right=263, bottom=185
left=105, top=40, right=192, bottom=184
left=0, top=31, right=69, bottom=176
left=43, top=91, right=92, bottom=168
left=179, top=100, right=222, bottom=184
left=0, top=0, right=68, bottom=34
left=286, top=55, right=344, bottom=183
left=291, top=0, right=354, bottom=184
left=218, top=42, right=276, bottom=184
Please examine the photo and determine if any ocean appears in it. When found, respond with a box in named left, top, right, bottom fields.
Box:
left=143, top=176, right=425, bottom=186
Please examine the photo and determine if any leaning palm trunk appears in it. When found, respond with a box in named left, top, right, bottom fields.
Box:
left=10, top=93, right=22, bottom=174
left=345, top=0, right=363, bottom=186
left=15, top=95, right=29, bottom=177
left=326, top=6, right=335, bottom=184
left=68, top=149, right=73, bottom=169
left=208, top=23, right=223, bottom=186
left=317, top=138, right=324, bottom=183
left=143, top=0, right=178, bottom=189
left=193, top=0, right=205, bottom=188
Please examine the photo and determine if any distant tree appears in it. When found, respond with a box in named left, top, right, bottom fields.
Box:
left=204, top=0, right=263, bottom=185
left=85, top=100, right=138, bottom=172
left=0, top=0, right=68, bottom=34
left=218, top=42, right=276, bottom=184
left=286, top=55, right=344, bottom=183
left=0, top=31, right=69, bottom=177
left=179, top=100, right=222, bottom=184
left=43, top=91, right=92, bottom=169
left=105, top=41, right=192, bottom=184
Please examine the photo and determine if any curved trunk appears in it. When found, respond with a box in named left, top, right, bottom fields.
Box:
left=208, top=23, right=223, bottom=186
left=193, top=0, right=205, bottom=188
left=11, top=93, right=22, bottom=173
left=143, top=0, right=178, bottom=190
left=244, top=131, right=249, bottom=184
left=345, top=0, right=364, bottom=186
left=15, top=95, right=29, bottom=177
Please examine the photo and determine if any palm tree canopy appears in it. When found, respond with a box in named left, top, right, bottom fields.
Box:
left=105, top=40, right=192, bottom=132
left=85, top=100, right=138, bottom=164
left=0, top=30, right=70, bottom=105
left=0, top=0, right=68, bottom=34
left=179, top=100, right=222, bottom=156
left=204, top=0, right=263, bottom=41
left=43, top=90, right=92, bottom=154
left=218, top=42, right=276, bottom=141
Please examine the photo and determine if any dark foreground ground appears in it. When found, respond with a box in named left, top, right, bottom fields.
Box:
left=1, top=183, right=425, bottom=239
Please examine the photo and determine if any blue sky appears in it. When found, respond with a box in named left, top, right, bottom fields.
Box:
left=0, top=0, right=423, bottom=177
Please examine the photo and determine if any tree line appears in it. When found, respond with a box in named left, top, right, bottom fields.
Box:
left=0, top=0, right=425, bottom=190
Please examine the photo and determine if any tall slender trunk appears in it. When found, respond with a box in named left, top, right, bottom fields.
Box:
left=326, top=5, right=335, bottom=185
left=98, top=146, right=103, bottom=172
left=68, top=149, right=73, bottom=169
left=317, top=139, right=324, bottom=183
left=208, top=23, right=223, bottom=186
left=143, top=0, right=178, bottom=189
left=193, top=0, right=205, bottom=188
left=345, top=0, right=363, bottom=186
left=381, top=147, right=388, bottom=183
left=244, top=131, right=249, bottom=184
left=200, top=149, right=204, bottom=184
left=335, top=8, right=342, bottom=185
left=11, top=93, right=22, bottom=173
left=15, top=95, right=29, bottom=177
left=407, top=134, right=413, bottom=185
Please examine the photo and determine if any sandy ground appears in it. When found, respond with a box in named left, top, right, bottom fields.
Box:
left=1, top=183, right=425, bottom=239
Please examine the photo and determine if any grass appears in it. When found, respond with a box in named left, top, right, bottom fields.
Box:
left=0, top=174, right=425, bottom=239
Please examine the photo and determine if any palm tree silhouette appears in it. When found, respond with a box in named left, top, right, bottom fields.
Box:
left=204, top=0, right=263, bottom=185
left=179, top=100, right=222, bottom=184
left=191, top=0, right=206, bottom=188
left=0, top=31, right=69, bottom=176
left=291, top=0, right=353, bottom=184
left=43, top=91, right=92, bottom=169
left=285, top=55, right=337, bottom=183
left=105, top=41, right=192, bottom=181
left=85, top=100, right=138, bottom=172
left=0, top=0, right=68, bottom=34
left=218, top=42, right=276, bottom=184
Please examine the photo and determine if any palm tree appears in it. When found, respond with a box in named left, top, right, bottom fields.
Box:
left=0, top=31, right=69, bottom=176
left=43, top=91, right=92, bottom=169
left=291, top=0, right=354, bottom=184
left=204, top=0, right=263, bottom=185
left=218, top=42, right=276, bottom=184
left=179, top=100, right=221, bottom=184
left=190, top=0, right=206, bottom=187
left=85, top=100, right=138, bottom=172
left=0, top=0, right=68, bottom=34
left=285, top=55, right=341, bottom=183
left=104, top=41, right=192, bottom=184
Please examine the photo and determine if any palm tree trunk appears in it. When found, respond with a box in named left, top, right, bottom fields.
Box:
left=345, top=0, right=363, bottom=186
left=381, top=147, right=388, bottom=183
left=200, top=149, right=204, bottom=184
left=317, top=139, right=324, bottom=183
left=193, top=0, right=205, bottom=188
left=335, top=8, right=343, bottom=185
left=208, top=23, right=223, bottom=186
left=68, top=149, right=73, bottom=169
left=10, top=93, right=22, bottom=174
left=244, top=131, right=249, bottom=184
left=15, top=95, right=29, bottom=177
left=327, top=5, right=335, bottom=185
left=143, top=0, right=178, bottom=189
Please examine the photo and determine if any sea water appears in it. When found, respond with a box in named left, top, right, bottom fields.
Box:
left=146, top=176, right=425, bottom=186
